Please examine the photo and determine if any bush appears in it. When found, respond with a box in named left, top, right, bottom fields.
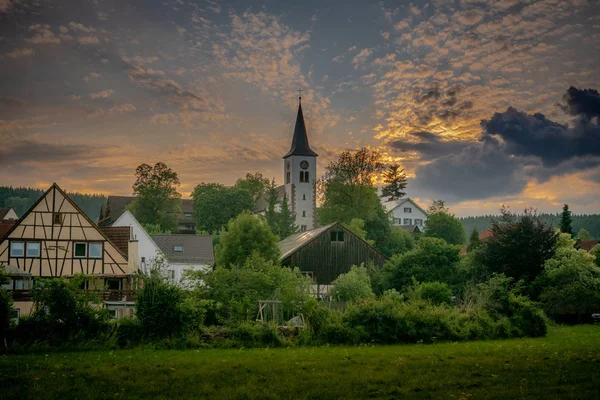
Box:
left=136, top=273, right=185, bottom=339
left=330, top=265, right=375, bottom=303
left=0, top=288, right=13, bottom=350
left=406, top=281, right=453, bottom=306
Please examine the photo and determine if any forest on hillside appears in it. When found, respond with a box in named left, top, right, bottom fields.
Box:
left=0, top=187, right=106, bottom=222
left=461, top=214, right=600, bottom=239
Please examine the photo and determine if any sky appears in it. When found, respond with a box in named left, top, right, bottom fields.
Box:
left=0, top=0, right=599, bottom=217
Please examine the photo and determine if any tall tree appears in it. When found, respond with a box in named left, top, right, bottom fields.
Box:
left=277, top=194, right=298, bottom=239
left=264, top=179, right=279, bottom=234
left=476, top=208, right=558, bottom=287
left=428, top=199, right=449, bottom=214
left=560, top=204, right=573, bottom=235
left=215, top=211, right=281, bottom=267
left=380, top=164, right=407, bottom=201
left=424, top=201, right=466, bottom=245
left=192, top=183, right=254, bottom=234
left=577, top=228, right=592, bottom=241
left=128, top=162, right=181, bottom=232
left=467, top=227, right=482, bottom=252
left=234, top=172, right=271, bottom=203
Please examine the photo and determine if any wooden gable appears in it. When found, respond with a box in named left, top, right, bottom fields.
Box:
left=0, top=183, right=131, bottom=277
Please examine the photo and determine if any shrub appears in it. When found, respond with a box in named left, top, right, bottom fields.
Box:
left=330, top=265, right=375, bottom=303
left=406, top=281, right=453, bottom=306
left=0, top=288, right=13, bottom=350
left=136, top=272, right=185, bottom=339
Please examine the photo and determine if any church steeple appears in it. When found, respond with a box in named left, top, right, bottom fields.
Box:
left=283, top=96, right=318, bottom=158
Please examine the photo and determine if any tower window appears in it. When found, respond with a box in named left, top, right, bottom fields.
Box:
left=299, top=171, right=309, bottom=182
left=286, top=171, right=291, bottom=184
left=302, top=211, right=306, bottom=217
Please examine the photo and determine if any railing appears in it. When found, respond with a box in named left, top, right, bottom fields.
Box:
left=10, top=289, right=137, bottom=303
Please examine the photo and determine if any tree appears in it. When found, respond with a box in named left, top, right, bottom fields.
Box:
left=234, top=172, right=271, bottom=203
left=128, top=162, right=181, bottom=232
left=381, top=164, right=407, bottom=201
left=467, top=228, right=482, bottom=252
left=0, top=268, right=13, bottom=350
left=277, top=194, right=298, bottom=239
left=476, top=208, right=558, bottom=287
left=192, top=183, right=254, bottom=233
left=424, top=212, right=466, bottom=245
left=383, top=237, right=461, bottom=292
left=343, top=219, right=374, bottom=246
left=560, top=204, right=573, bottom=235
left=577, top=228, right=592, bottom=241
left=215, top=211, right=280, bottom=267
left=330, top=265, right=375, bottom=303
left=428, top=199, right=449, bottom=214
left=265, top=179, right=279, bottom=234
left=539, top=233, right=600, bottom=323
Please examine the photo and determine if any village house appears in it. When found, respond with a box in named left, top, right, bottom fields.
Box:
left=381, top=197, right=429, bottom=233
left=0, top=183, right=140, bottom=319
left=279, top=222, right=386, bottom=297
left=0, top=208, right=19, bottom=222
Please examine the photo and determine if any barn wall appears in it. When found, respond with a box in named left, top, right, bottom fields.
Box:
left=283, top=224, right=386, bottom=285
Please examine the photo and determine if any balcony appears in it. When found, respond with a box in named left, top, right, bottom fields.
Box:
left=10, top=289, right=138, bottom=303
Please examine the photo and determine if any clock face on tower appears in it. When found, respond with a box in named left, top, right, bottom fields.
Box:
left=300, top=160, right=309, bottom=170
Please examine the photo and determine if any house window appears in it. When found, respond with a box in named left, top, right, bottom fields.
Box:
left=183, top=212, right=193, bottom=217
left=53, top=212, right=63, bottom=225
left=10, top=309, right=20, bottom=322
left=330, top=231, right=344, bottom=242
left=26, top=242, right=40, bottom=257
left=302, top=271, right=314, bottom=281
left=403, top=218, right=412, bottom=225
left=414, top=219, right=423, bottom=226
left=74, top=242, right=87, bottom=258
left=303, top=194, right=306, bottom=200
left=168, top=270, right=175, bottom=281
left=105, top=279, right=122, bottom=290
left=302, top=211, right=306, bottom=217
left=173, top=245, right=184, bottom=252
left=89, top=242, right=102, bottom=259
left=10, top=242, right=24, bottom=257
left=299, top=171, right=309, bottom=182
left=404, top=208, right=412, bottom=213
left=300, top=225, right=307, bottom=232
left=286, top=171, right=291, bottom=184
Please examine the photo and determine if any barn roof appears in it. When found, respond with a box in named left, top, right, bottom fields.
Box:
left=279, top=223, right=336, bottom=260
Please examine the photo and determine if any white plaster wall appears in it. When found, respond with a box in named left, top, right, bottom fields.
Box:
left=390, top=201, right=428, bottom=227
left=112, top=211, right=162, bottom=274
left=166, top=263, right=209, bottom=287
left=284, top=155, right=316, bottom=230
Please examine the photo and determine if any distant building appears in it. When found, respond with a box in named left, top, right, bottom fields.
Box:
left=151, top=234, right=214, bottom=285
left=381, top=198, right=429, bottom=231
left=0, top=208, right=19, bottom=221
left=99, top=196, right=196, bottom=233
left=0, top=183, right=140, bottom=319
left=279, top=222, right=386, bottom=292
left=254, top=96, right=317, bottom=232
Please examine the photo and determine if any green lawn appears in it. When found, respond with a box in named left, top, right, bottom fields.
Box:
left=1, top=325, right=600, bottom=400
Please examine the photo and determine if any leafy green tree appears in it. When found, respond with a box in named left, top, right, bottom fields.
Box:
left=142, top=223, right=171, bottom=235
left=539, top=233, right=600, bottom=323
left=428, top=199, right=449, bottom=214
left=215, top=211, right=280, bottom=267
left=593, top=245, right=600, bottom=268
left=234, top=172, right=271, bottom=203
left=0, top=268, right=13, bottom=350
left=381, top=226, right=415, bottom=256
left=381, top=164, right=407, bottom=201
left=405, top=280, right=453, bottom=306
left=476, top=208, right=558, bottom=287
left=188, top=254, right=309, bottom=322
left=277, top=194, right=298, bottom=239
left=560, top=204, right=573, bottom=235
left=467, top=228, right=482, bottom=252
left=343, top=219, right=374, bottom=246
left=128, top=162, right=181, bottom=232
left=265, top=179, right=279, bottom=233
left=192, top=183, right=254, bottom=233
left=383, top=237, right=461, bottom=291
left=330, top=265, right=375, bottom=303
left=424, top=212, right=466, bottom=245
left=577, top=228, right=592, bottom=241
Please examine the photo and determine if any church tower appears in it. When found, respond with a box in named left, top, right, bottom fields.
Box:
left=283, top=95, right=317, bottom=232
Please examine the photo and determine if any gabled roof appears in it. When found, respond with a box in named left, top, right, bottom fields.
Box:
left=0, top=208, right=18, bottom=221
left=279, top=223, right=336, bottom=260
left=283, top=100, right=318, bottom=158
left=382, top=197, right=429, bottom=216
left=1, top=183, right=128, bottom=261
left=151, top=234, right=214, bottom=264
left=101, top=195, right=193, bottom=224
left=101, top=226, right=131, bottom=255
left=253, top=185, right=286, bottom=213
left=576, top=239, right=600, bottom=252
left=112, top=210, right=162, bottom=255
left=0, top=222, right=16, bottom=241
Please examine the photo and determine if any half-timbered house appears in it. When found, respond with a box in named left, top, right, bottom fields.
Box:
left=0, top=183, right=140, bottom=318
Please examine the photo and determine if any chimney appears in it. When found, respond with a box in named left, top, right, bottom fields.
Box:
left=128, top=239, right=139, bottom=274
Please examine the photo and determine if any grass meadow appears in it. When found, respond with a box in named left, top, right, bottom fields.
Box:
left=1, top=325, right=599, bottom=400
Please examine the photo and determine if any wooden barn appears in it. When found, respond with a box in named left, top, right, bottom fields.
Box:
left=279, top=222, right=386, bottom=285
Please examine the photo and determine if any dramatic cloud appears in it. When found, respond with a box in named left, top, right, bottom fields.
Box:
left=5, top=48, right=34, bottom=58
left=390, top=131, right=472, bottom=160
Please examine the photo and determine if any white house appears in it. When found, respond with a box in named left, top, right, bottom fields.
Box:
left=381, top=198, right=429, bottom=232
left=0, top=208, right=19, bottom=221
left=111, top=210, right=162, bottom=274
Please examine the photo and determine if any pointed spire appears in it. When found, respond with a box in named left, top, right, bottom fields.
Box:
left=283, top=95, right=318, bottom=158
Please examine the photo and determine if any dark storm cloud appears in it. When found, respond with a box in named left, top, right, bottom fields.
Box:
left=390, top=131, right=472, bottom=160
left=0, top=140, right=111, bottom=166
left=482, top=105, right=600, bottom=167
left=560, top=86, right=600, bottom=120
left=411, top=136, right=527, bottom=201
